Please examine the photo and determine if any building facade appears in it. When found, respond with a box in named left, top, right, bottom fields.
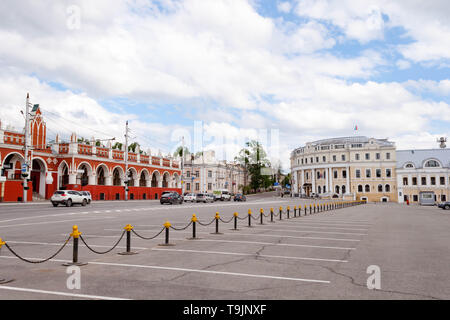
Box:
left=396, top=149, right=450, bottom=204
left=290, top=136, right=398, bottom=202
left=0, top=103, right=181, bottom=202
left=179, top=150, right=246, bottom=194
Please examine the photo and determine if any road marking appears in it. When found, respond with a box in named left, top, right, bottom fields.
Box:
left=151, top=248, right=349, bottom=262
left=0, top=255, right=330, bottom=284
left=183, top=238, right=356, bottom=250
left=275, top=221, right=372, bottom=227
left=0, top=285, right=130, bottom=300
left=0, top=216, right=115, bottom=228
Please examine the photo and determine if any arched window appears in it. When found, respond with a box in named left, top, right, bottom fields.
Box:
left=113, top=168, right=122, bottom=186
left=378, top=184, right=383, bottom=192
left=341, top=185, right=346, bottom=194
left=335, top=185, right=340, bottom=194
left=358, top=185, right=363, bottom=192
left=97, top=167, right=105, bottom=185
left=424, top=160, right=440, bottom=168
left=405, top=163, right=414, bottom=168
left=365, top=184, right=370, bottom=192
left=385, top=184, right=390, bottom=192
left=318, top=186, right=321, bottom=194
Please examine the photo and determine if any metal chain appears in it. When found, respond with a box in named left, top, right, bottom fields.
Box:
left=170, top=221, right=193, bottom=231
left=80, top=231, right=125, bottom=255
left=197, top=218, right=216, bottom=226
left=251, top=214, right=259, bottom=220
left=236, top=215, right=248, bottom=220
left=3, top=236, right=71, bottom=264
left=219, top=216, right=234, bottom=224
left=132, top=227, right=165, bottom=240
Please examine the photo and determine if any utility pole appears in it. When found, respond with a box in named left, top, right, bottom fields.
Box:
left=22, top=93, right=31, bottom=202
left=181, top=136, right=185, bottom=195
left=124, top=120, right=129, bottom=201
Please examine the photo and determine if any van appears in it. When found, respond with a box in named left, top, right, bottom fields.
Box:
left=213, top=189, right=231, bottom=201
left=419, top=191, right=435, bottom=206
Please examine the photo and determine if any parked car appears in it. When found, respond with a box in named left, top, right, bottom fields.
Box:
left=51, top=190, right=89, bottom=207
left=234, top=193, right=246, bottom=202
left=183, top=193, right=196, bottom=202
left=204, top=193, right=215, bottom=203
left=80, top=191, right=92, bottom=204
left=160, top=192, right=183, bottom=205
left=213, top=189, right=232, bottom=201
left=438, top=201, right=450, bottom=210
left=195, top=193, right=206, bottom=203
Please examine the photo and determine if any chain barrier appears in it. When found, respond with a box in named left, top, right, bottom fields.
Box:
left=0, top=201, right=366, bottom=266
left=219, top=216, right=234, bottom=224
left=169, top=221, right=193, bottom=231
left=3, top=236, right=71, bottom=264
left=79, top=232, right=126, bottom=255
left=132, top=226, right=165, bottom=240
left=197, top=217, right=216, bottom=226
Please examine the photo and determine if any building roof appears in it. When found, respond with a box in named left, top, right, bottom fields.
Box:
left=310, top=136, right=394, bottom=147
left=396, top=148, right=450, bottom=168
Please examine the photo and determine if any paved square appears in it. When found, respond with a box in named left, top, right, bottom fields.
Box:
left=0, top=197, right=449, bottom=300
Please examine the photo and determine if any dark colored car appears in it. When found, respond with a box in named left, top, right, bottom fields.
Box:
left=160, top=192, right=183, bottom=205
left=233, top=193, right=246, bottom=202
left=438, top=202, right=450, bottom=210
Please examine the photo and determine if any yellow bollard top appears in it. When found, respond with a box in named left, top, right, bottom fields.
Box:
left=287, top=206, right=290, bottom=210
left=124, top=224, right=134, bottom=232
left=233, top=212, right=239, bottom=217
left=270, top=207, right=274, bottom=212
left=248, top=209, right=252, bottom=215
left=164, top=221, right=171, bottom=228
left=215, top=212, right=220, bottom=219
left=70, top=225, right=81, bottom=239
left=294, top=206, right=297, bottom=210
left=279, top=206, right=282, bottom=211
left=191, top=214, right=198, bottom=222
left=0, top=237, right=5, bottom=248
left=260, top=208, right=264, bottom=213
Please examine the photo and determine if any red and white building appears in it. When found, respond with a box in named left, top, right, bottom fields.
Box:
left=0, top=102, right=181, bottom=202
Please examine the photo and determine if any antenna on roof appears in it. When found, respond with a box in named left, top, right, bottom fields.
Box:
left=437, top=137, right=447, bottom=149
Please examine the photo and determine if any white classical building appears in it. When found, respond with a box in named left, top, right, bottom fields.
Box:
left=290, top=136, right=398, bottom=202
left=396, top=149, right=450, bottom=203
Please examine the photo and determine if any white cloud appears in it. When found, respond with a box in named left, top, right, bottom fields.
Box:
left=277, top=1, right=292, bottom=13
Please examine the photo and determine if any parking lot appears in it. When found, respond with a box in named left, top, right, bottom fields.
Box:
left=0, top=196, right=449, bottom=300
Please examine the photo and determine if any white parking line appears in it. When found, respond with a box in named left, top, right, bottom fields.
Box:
left=0, top=216, right=116, bottom=228
left=151, top=248, right=349, bottom=262
left=178, top=238, right=356, bottom=250
left=0, top=285, right=130, bottom=300
left=0, top=255, right=330, bottom=284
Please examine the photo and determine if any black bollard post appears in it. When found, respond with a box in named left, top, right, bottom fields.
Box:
left=63, top=225, right=87, bottom=266
left=248, top=209, right=252, bottom=227
left=270, top=208, right=274, bottom=222
left=119, top=224, right=137, bottom=255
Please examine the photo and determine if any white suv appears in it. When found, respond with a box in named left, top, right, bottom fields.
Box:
left=51, top=190, right=89, bottom=207
left=183, top=193, right=196, bottom=202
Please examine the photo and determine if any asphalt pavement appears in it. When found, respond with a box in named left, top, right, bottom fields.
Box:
left=0, top=193, right=449, bottom=300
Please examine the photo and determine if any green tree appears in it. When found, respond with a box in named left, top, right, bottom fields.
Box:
left=173, top=146, right=190, bottom=157
left=235, top=140, right=271, bottom=193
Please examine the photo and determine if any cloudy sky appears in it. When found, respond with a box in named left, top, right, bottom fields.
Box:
left=0, top=0, right=449, bottom=171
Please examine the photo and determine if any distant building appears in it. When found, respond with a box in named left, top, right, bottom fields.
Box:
left=290, top=136, right=398, bottom=202
left=396, top=149, right=450, bottom=203
left=178, top=150, right=246, bottom=194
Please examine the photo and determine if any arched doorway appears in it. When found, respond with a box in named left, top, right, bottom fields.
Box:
left=77, top=163, right=91, bottom=186
left=112, top=167, right=123, bottom=186
left=2, top=153, right=24, bottom=180
left=58, top=162, right=69, bottom=189
left=162, top=172, right=170, bottom=188
left=31, top=158, right=46, bottom=197
left=97, top=165, right=107, bottom=185
left=139, top=170, right=150, bottom=187
left=151, top=171, right=160, bottom=187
